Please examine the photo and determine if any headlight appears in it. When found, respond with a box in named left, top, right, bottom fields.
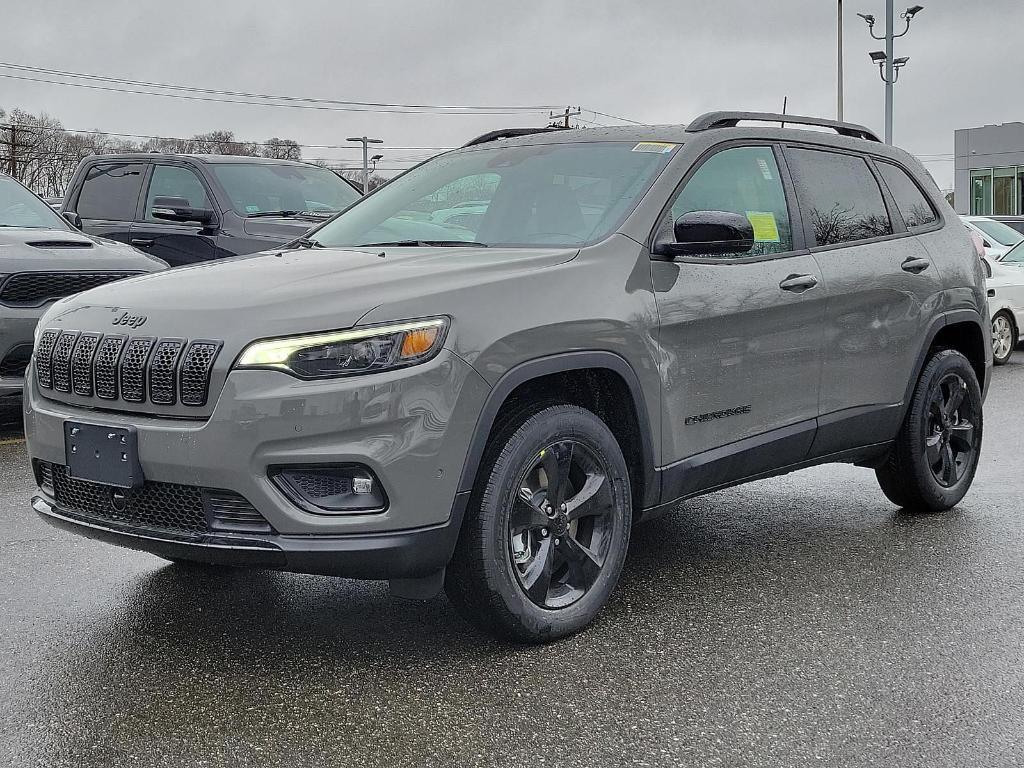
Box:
left=235, top=317, right=448, bottom=379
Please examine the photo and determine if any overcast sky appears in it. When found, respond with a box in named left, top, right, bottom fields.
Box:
left=2, top=0, right=1021, bottom=189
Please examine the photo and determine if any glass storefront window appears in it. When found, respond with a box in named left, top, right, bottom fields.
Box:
left=994, top=167, right=1016, bottom=215
left=1018, top=168, right=1024, bottom=215
left=971, top=169, right=992, bottom=215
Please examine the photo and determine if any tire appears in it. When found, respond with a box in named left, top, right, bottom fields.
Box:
left=445, top=404, right=632, bottom=643
left=991, top=310, right=1016, bottom=366
left=875, top=349, right=983, bottom=512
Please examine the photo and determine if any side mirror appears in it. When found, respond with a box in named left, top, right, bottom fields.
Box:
left=62, top=211, right=82, bottom=229
left=981, top=257, right=993, bottom=279
left=655, top=210, right=755, bottom=258
left=151, top=196, right=215, bottom=225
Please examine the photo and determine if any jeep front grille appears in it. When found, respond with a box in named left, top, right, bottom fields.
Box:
left=0, top=271, right=140, bottom=307
left=38, top=461, right=274, bottom=536
left=36, top=328, right=222, bottom=409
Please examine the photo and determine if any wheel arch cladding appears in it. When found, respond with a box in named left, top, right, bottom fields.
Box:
left=930, top=319, right=989, bottom=394
left=456, top=352, right=659, bottom=511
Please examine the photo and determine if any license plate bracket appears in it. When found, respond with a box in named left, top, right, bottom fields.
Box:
left=64, top=421, right=143, bottom=489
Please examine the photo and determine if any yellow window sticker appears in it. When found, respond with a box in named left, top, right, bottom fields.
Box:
left=631, top=142, right=677, bottom=154
left=746, top=211, right=780, bottom=243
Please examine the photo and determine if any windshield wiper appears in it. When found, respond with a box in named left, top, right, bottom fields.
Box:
left=294, top=236, right=323, bottom=249
left=246, top=210, right=302, bottom=218
left=356, top=240, right=489, bottom=248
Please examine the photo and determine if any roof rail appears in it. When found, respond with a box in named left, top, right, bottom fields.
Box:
left=686, top=111, right=880, bottom=142
left=462, top=126, right=570, bottom=148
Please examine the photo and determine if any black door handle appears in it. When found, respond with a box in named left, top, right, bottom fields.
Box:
left=130, top=238, right=154, bottom=247
left=901, top=256, right=931, bottom=274
left=779, top=274, right=819, bottom=293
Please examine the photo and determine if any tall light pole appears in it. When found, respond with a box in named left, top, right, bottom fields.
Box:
left=858, top=2, right=924, bottom=144
left=347, top=136, right=384, bottom=194
left=837, top=0, right=844, bottom=122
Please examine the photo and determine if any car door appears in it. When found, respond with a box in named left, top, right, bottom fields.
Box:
left=653, top=143, right=827, bottom=499
left=70, top=161, right=146, bottom=245
left=784, top=146, right=945, bottom=456
left=131, top=163, right=220, bottom=266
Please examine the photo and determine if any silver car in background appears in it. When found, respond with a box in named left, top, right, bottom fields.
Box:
left=0, top=172, right=166, bottom=403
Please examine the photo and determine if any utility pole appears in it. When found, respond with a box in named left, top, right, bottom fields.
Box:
left=858, top=2, right=923, bottom=144
left=549, top=107, right=581, bottom=128
left=346, top=136, right=384, bottom=194
left=6, top=123, right=17, bottom=178
left=837, top=0, right=844, bottom=122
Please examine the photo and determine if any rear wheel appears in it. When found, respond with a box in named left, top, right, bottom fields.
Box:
left=992, top=310, right=1016, bottom=365
left=445, top=404, right=632, bottom=643
left=876, top=349, right=983, bottom=512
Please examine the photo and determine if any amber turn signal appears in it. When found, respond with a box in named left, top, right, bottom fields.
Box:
left=400, top=327, right=439, bottom=358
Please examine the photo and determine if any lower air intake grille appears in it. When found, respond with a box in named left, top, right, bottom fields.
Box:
left=41, top=462, right=274, bottom=537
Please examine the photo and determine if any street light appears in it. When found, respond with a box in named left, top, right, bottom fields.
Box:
left=858, top=1, right=924, bottom=144
left=370, top=153, right=383, bottom=174
left=346, top=136, right=384, bottom=194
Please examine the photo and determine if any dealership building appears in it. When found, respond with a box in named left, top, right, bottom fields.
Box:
left=954, top=122, right=1024, bottom=216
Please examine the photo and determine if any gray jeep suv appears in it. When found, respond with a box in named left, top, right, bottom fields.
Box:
left=23, top=112, right=991, bottom=642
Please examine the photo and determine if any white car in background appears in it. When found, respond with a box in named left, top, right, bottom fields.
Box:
left=985, top=247, right=1024, bottom=365
left=963, top=215, right=1024, bottom=260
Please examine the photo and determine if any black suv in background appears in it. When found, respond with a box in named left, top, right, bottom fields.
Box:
left=60, top=154, right=362, bottom=266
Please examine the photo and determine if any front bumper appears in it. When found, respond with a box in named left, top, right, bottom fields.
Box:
left=25, top=348, right=490, bottom=542
left=0, top=304, right=44, bottom=396
left=33, top=492, right=469, bottom=579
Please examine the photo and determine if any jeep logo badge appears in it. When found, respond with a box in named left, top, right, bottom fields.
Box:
left=112, top=311, right=148, bottom=329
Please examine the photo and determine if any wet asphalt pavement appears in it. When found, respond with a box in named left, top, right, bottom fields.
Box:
left=2, top=362, right=1023, bottom=768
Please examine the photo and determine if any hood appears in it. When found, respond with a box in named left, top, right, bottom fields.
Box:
left=40, top=245, right=578, bottom=343
left=0, top=227, right=167, bottom=273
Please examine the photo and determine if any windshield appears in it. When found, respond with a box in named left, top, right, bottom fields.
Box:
left=210, top=163, right=361, bottom=216
left=0, top=175, right=71, bottom=230
left=309, top=141, right=675, bottom=249
left=972, top=218, right=1024, bottom=247
left=1002, top=240, right=1024, bottom=263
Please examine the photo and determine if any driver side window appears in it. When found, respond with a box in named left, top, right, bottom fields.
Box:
left=670, top=145, right=794, bottom=258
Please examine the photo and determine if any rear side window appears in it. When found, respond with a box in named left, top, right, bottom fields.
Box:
left=787, top=148, right=893, bottom=247
left=670, top=145, right=793, bottom=258
left=876, top=161, right=938, bottom=231
left=145, top=165, right=211, bottom=221
left=75, top=163, right=145, bottom=221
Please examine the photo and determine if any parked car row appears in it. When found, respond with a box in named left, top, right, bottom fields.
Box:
left=963, top=215, right=1024, bottom=365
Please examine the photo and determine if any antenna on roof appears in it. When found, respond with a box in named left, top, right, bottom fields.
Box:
left=781, top=96, right=788, bottom=129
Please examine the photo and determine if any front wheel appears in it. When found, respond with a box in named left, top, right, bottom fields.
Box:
left=445, top=404, right=632, bottom=643
left=992, top=310, right=1016, bottom=365
left=876, top=349, right=983, bottom=512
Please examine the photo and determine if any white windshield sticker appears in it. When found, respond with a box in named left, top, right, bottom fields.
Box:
left=632, top=142, right=677, bottom=154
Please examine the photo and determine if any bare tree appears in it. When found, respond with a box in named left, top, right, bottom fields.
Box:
left=1, top=104, right=306, bottom=197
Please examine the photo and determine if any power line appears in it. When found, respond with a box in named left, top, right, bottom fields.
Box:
left=587, top=109, right=647, bottom=126
left=0, top=62, right=560, bottom=115
left=0, top=121, right=454, bottom=153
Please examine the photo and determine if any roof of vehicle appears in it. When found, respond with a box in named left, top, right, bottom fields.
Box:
left=76, top=153, right=320, bottom=167
left=463, top=111, right=883, bottom=150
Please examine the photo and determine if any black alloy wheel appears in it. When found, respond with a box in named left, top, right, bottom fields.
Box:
left=924, top=372, right=979, bottom=488
left=508, top=440, right=617, bottom=609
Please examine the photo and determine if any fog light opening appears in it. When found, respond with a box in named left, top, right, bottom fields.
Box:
left=270, top=464, right=387, bottom=514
